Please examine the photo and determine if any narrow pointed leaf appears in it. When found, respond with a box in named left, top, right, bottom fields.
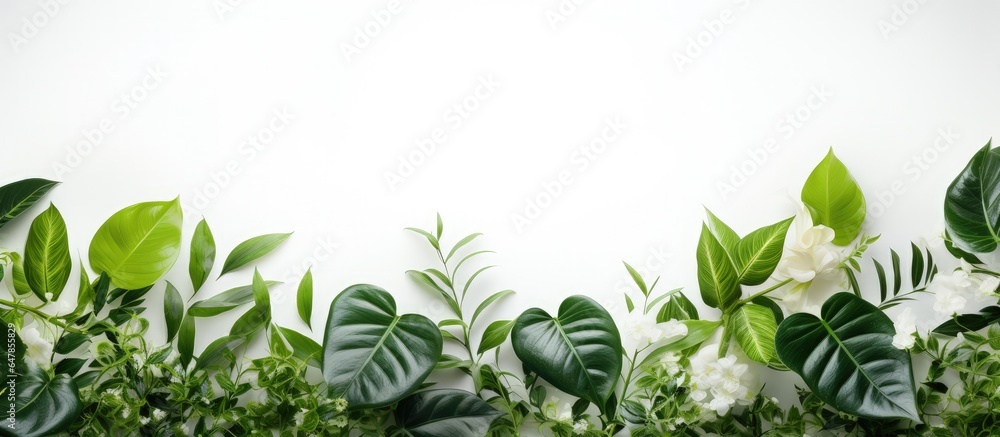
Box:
left=445, top=233, right=483, bottom=262
left=178, top=315, right=196, bottom=368
left=219, top=232, right=291, bottom=277
left=470, top=289, right=515, bottom=328
left=164, top=281, right=183, bottom=342
left=734, top=217, right=794, bottom=285
left=189, top=218, right=215, bottom=295
left=0, top=178, right=59, bottom=230
left=297, top=268, right=313, bottom=329
left=89, top=198, right=183, bottom=289
left=801, top=149, right=866, bottom=245
left=697, top=223, right=741, bottom=310
left=187, top=281, right=280, bottom=317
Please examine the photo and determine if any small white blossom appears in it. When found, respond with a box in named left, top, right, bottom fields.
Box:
left=621, top=313, right=689, bottom=350
left=572, top=419, right=590, bottom=435
left=139, top=416, right=151, bottom=425
left=687, top=345, right=755, bottom=417
left=891, top=308, right=918, bottom=350
left=152, top=408, right=167, bottom=421
left=542, top=397, right=573, bottom=423
left=19, top=327, right=53, bottom=369
left=294, top=408, right=307, bottom=427
left=977, top=276, right=999, bottom=301
left=121, top=407, right=131, bottom=418
left=659, top=352, right=683, bottom=376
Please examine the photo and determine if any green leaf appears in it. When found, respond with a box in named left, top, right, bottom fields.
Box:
left=89, top=198, right=183, bottom=289
left=623, top=262, right=649, bottom=297
left=696, top=223, right=741, bottom=310
left=932, top=306, right=1000, bottom=336
left=801, top=149, right=866, bottom=246
left=187, top=281, right=280, bottom=317
left=276, top=325, right=322, bottom=368
left=406, top=227, right=440, bottom=250
left=297, top=268, right=313, bottom=329
left=7, top=252, right=32, bottom=298
left=704, top=208, right=740, bottom=252
left=178, top=315, right=196, bottom=368
left=775, top=292, right=919, bottom=421
left=734, top=217, right=793, bottom=286
left=230, top=303, right=270, bottom=340
left=445, top=233, right=483, bottom=262
left=0, top=178, right=59, bottom=230
left=323, top=284, right=442, bottom=410
left=219, top=232, right=292, bottom=277
left=1, top=360, right=82, bottom=437
left=196, top=336, right=245, bottom=371
left=251, top=268, right=270, bottom=310
left=511, top=295, right=622, bottom=412
left=656, top=291, right=698, bottom=322
left=23, top=203, right=71, bottom=301
left=731, top=304, right=778, bottom=364
left=395, top=389, right=503, bottom=437
left=164, top=281, right=183, bottom=342
left=435, top=213, right=444, bottom=239
left=640, top=320, right=721, bottom=368
left=478, top=319, right=514, bottom=355
left=470, top=289, right=515, bottom=328
left=188, top=218, right=215, bottom=295
left=945, top=141, right=1000, bottom=252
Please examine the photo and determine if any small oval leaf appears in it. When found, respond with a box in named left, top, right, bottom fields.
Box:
left=219, top=232, right=292, bottom=277
left=189, top=218, right=216, bottom=295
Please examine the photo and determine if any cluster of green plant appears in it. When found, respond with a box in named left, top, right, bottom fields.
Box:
left=0, top=141, right=999, bottom=436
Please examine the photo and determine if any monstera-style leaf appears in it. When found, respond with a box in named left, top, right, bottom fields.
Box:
left=697, top=223, right=741, bottom=310
left=1, top=359, right=82, bottom=437
left=944, top=141, right=1000, bottom=253
left=802, top=149, right=866, bottom=246
left=0, top=178, right=59, bottom=230
left=394, top=390, right=503, bottom=437
left=730, top=303, right=777, bottom=364
left=89, top=198, right=183, bottom=289
left=511, top=295, right=622, bottom=412
left=24, top=203, right=71, bottom=301
left=775, top=293, right=919, bottom=421
left=323, top=285, right=442, bottom=410
left=734, top=217, right=793, bottom=286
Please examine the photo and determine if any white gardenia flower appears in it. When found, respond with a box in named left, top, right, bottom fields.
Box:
left=687, top=345, right=755, bottom=417
left=891, top=308, right=918, bottom=350
left=19, top=327, right=53, bottom=368
left=933, top=287, right=967, bottom=317
left=659, top=351, right=683, bottom=376
left=776, top=203, right=842, bottom=284
left=621, top=313, right=689, bottom=350
left=930, top=269, right=973, bottom=317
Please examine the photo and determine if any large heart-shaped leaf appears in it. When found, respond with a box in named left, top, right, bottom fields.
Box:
left=730, top=303, right=777, bottom=364
left=89, top=198, right=183, bottom=289
left=697, top=223, right=741, bottom=310
left=0, top=178, right=59, bottom=230
left=775, top=292, right=919, bottom=421
left=394, top=389, right=503, bottom=437
left=511, top=295, right=622, bottom=411
left=734, top=217, right=793, bottom=286
left=944, top=141, right=1000, bottom=253
left=1, top=359, right=82, bottom=437
left=24, top=203, right=71, bottom=301
left=801, top=149, right=866, bottom=246
left=323, top=284, right=442, bottom=410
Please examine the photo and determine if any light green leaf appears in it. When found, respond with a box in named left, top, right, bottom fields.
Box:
left=623, top=262, right=649, bottom=297
left=188, top=218, right=215, bottom=295
left=297, top=268, right=313, bottom=329
left=478, top=319, right=514, bottom=355
left=656, top=291, right=698, bottom=322
left=8, top=252, right=33, bottom=298
left=511, top=295, right=622, bottom=412
left=164, top=281, right=183, bottom=342
left=775, top=293, right=919, bottom=421
left=470, top=289, right=515, bottom=328
left=445, top=233, right=483, bottom=262
left=944, top=141, right=1000, bottom=252
left=251, top=268, right=270, bottom=310
left=24, top=203, right=71, bottom=301
left=734, top=217, right=794, bottom=286
left=801, top=148, right=866, bottom=246
left=323, top=285, right=442, bottom=410
left=219, top=232, right=292, bottom=277
left=696, top=223, right=741, bottom=310
left=187, top=281, right=280, bottom=317
left=704, top=208, right=740, bottom=252
left=89, top=198, right=183, bottom=289
left=0, top=178, right=59, bottom=230
left=730, top=304, right=777, bottom=364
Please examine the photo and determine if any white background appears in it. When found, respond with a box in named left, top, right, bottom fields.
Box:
left=2, top=0, right=1000, bottom=411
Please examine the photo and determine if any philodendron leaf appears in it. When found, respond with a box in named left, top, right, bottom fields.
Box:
left=219, top=232, right=292, bottom=277
left=730, top=303, right=777, bottom=364
left=801, top=148, right=866, bottom=246
left=697, top=223, right=741, bottom=310
left=164, top=281, right=184, bottom=342
left=323, top=284, right=443, bottom=410
left=944, top=141, right=1000, bottom=253
left=395, top=389, right=503, bottom=437
left=775, top=292, right=919, bottom=421
left=734, top=217, right=794, bottom=286
left=89, top=198, right=183, bottom=289
left=1, top=360, right=82, bottom=437
left=0, top=178, right=59, bottom=230
left=297, top=268, right=313, bottom=329
left=511, top=295, right=622, bottom=412
left=189, top=218, right=216, bottom=295
left=24, top=203, right=71, bottom=301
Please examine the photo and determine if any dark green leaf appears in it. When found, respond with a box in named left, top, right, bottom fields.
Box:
left=276, top=326, right=322, bottom=368
left=932, top=306, right=1000, bottom=336
left=196, top=336, right=245, bottom=371
left=187, top=281, right=280, bottom=317
left=164, top=281, right=183, bottom=342
left=1, top=360, right=82, bottom=437
left=189, top=218, right=215, bottom=295
left=0, top=178, right=59, bottom=230
left=395, top=389, right=503, bottom=437
left=944, top=142, right=1000, bottom=252
left=219, top=233, right=292, bottom=277
left=178, top=315, right=196, bottom=368
left=323, top=284, right=442, bottom=410
left=656, top=292, right=699, bottom=322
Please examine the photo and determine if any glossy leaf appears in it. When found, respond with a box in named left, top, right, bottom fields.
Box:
left=7, top=252, right=32, bottom=298
left=511, top=295, right=622, bottom=412
left=323, top=284, right=442, bottom=410
left=696, top=223, right=741, bottom=310
left=178, top=315, right=196, bottom=368
left=189, top=218, right=215, bottom=295
left=640, top=320, right=721, bottom=367
left=297, top=268, right=313, bottom=329
left=656, top=291, right=698, bottom=322
left=89, top=198, right=183, bottom=289
left=731, top=304, right=777, bottom=364
left=277, top=325, right=322, bottom=368
left=734, top=217, right=793, bottom=286
left=395, top=389, right=503, bottom=437
left=933, top=306, right=1000, bottom=336
left=219, top=232, right=292, bottom=277
left=196, top=336, right=245, bottom=371
left=0, top=178, right=59, bottom=230
left=164, top=281, right=183, bottom=342
left=704, top=208, right=740, bottom=252
left=944, top=142, right=1000, bottom=252
left=478, top=319, right=514, bottom=355
left=801, top=149, right=866, bottom=246
left=23, top=203, right=71, bottom=301
left=1, top=360, right=82, bottom=437
left=775, top=293, right=919, bottom=421
left=187, top=281, right=280, bottom=317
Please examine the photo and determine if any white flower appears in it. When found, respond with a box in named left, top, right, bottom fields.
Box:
left=139, top=416, right=151, bottom=425
left=294, top=408, right=307, bottom=427
left=776, top=203, right=842, bottom=287
left=572, top=419, right=590, bottom=435
left=659, top=352, right=683, bottom=376
left=891, top=308, right=918, bottom=350
left=934, top=287, right=967, bottom=317
left=152, top=408, right=167, bottom=421
left=930, top=269, right=973, bottom=317
left=121, top=407, right=131, bottom=418
left=542, top=397, right=573, bottom=423
left=621, top=313, right=688, bottom=350
left=977, top=276, right=1000, bottom=301
left=687, top=345, right=755, bottom=417
left=178, top=423, right=190, bottom=435
left=19, top=327, right=53, bottom=369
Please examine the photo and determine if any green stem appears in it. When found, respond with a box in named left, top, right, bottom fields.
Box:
left=738, top=279, right=793, bottom=306
left=0, top=298, right=85, bottom=334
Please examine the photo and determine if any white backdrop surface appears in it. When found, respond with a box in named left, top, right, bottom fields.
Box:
left=2, top=0, right=1000, bottom=413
